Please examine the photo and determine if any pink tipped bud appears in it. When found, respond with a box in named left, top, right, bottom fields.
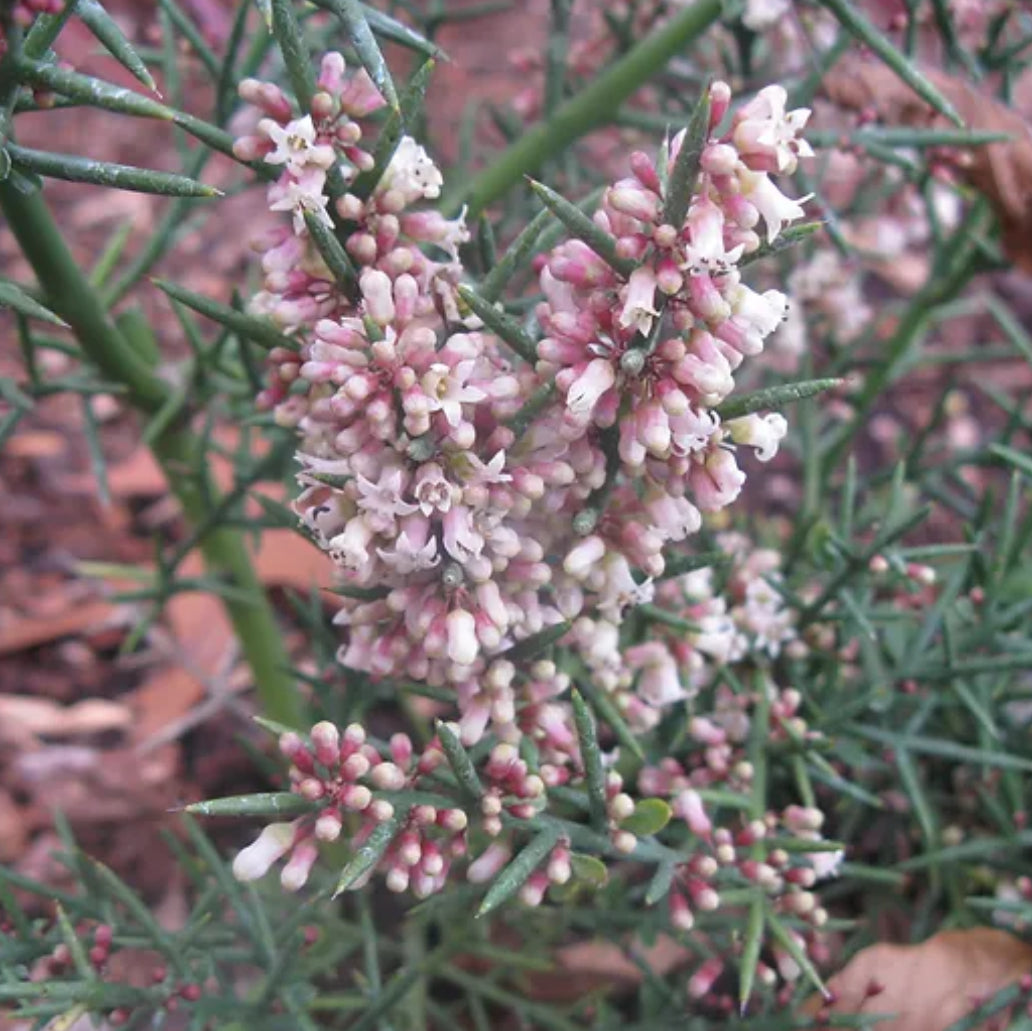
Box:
left=310, top=721, right=340, bottom=766
left=341, top=784, right=372, bottom=811
left=689, top=716, right=726, bottom=746
left=709, top=81, right=732, bottom=127
left=343, top=723, right=366, bottom=749
left=370, top=762, right=407, bottom=790
left=518, top=871, right=550, bottom=907
left=280, top=732, right=313, bottom=772
left=341, top=753, right=371, bottom=781
left=784, top=805, right=824, bottom=832
left=298, top=778, right=325, bottom=801
left=564, top=534, right=606, bottom=578
left=280, top=840, right=319, bottom=893
left=612, top=830, right=637, bottom=854
left=467, top=842, right=511, bottom=883
left=688, top=880, right=720, bottom=911
left=688, top=958, right=724, bottom=999
left=629, top=151, right=661, bottom=193
left=389, top=733, right=413, bottom=768
left=369, top=799, right=396, bottom=822
left=608, top=793, right=636, bottom=822
left=397, top=831, right=422, bottom=867
left=673, top=789, right=712, bottom=838
left=315, top=812, right=343, bottom=842
left=385, top=866, right=409, bottom=893
left=606, top=178, right=660, bottom=222
left=438, top=808, right=469, bottom=832
left=669, top=889, right=695, bottom=930
left=412, top=805, right=438, bottom=826
left=547, top=843, right=572, bottom=885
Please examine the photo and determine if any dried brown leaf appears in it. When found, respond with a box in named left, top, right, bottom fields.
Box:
left=0, top=600, right=117, bottom=656
left=805, top=928, right=1032, bottom=1031
left=825, top=56, right=1032, bottom=272
left=0, top=695, right=133, bottom=743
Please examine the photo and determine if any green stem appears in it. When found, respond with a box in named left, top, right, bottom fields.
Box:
left=446, top=0, right=721, bottom=216
left=0, top=179, right=304, bottom=728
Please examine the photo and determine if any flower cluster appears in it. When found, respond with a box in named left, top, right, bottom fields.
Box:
left=233, top=54, right=829, bottom=951
left=244, top=65, right=810, bottom=695
left=571, top=531, right=800, bottom=734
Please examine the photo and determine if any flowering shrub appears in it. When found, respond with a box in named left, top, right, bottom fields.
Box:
left=221, top=52, right=847, bottom=953
left=2, top=1, right=1032, bottom=1028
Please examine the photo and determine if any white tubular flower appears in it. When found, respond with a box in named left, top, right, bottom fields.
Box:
left=232, top=823, right=296, bottom=882
left=618, top=266, right=660, bottom=336
left=737, top=169, right=809, bottom=242
left=682, top=197, right=744, bottom=273
left=261, top=115, right=336, bottom=172
left=727, top=284, right=790, bottom=353
left=360, top=268, right=396, bottom=326
left=726, top=412, right=788, bottom=461
left=566, top=358, right=616, bottom=416
left=422, top=360, right=485, bottom=428
left=563, top=535, right=606, bottom=579
left=328, top=515, right=375, bottom=576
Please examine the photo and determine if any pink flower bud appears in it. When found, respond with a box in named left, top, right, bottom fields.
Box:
left=629, top=151, right=661, bottom=193
left=389, top=733, right=413, bottom=768
left=315, top=812, right=343, bottom=842
left=673, top=789, right=712, bottom=837
left=688, top=958, right=724, bottom=999
left=563, top=535, right=606, bottom=578
left=385, top=866, right=409, bottom=893
left=669, top=889, right=695, bottom=930
left=606, top=178, right=660, bottom=222
left=467, top=842, right=511, bottom=883
left=369, top=799, right=396, bottom=822
left=280, top=840, right=319, bottom=893
left=370, top=762, right=406, bottom=790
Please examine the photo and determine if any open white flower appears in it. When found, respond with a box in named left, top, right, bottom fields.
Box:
left=733, top=85, right=814, bottom=173
left=262, top=115, right=336, bottom=173
left=269, top=167, right=333, bottom=234
left=380, top=135, right=444, bottom=203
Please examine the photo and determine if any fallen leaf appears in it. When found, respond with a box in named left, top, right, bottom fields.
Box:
left=13, top=744, right=178, bottom=824
left=3, top=431, right=66, bottom=459
left=805, top=928, right=1032, bottom=1030
left=825, top=56, right=1032, bottom=273
left=0, top=695, right=133, bottom=743
left=0, top=600, right=117, bottom=656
